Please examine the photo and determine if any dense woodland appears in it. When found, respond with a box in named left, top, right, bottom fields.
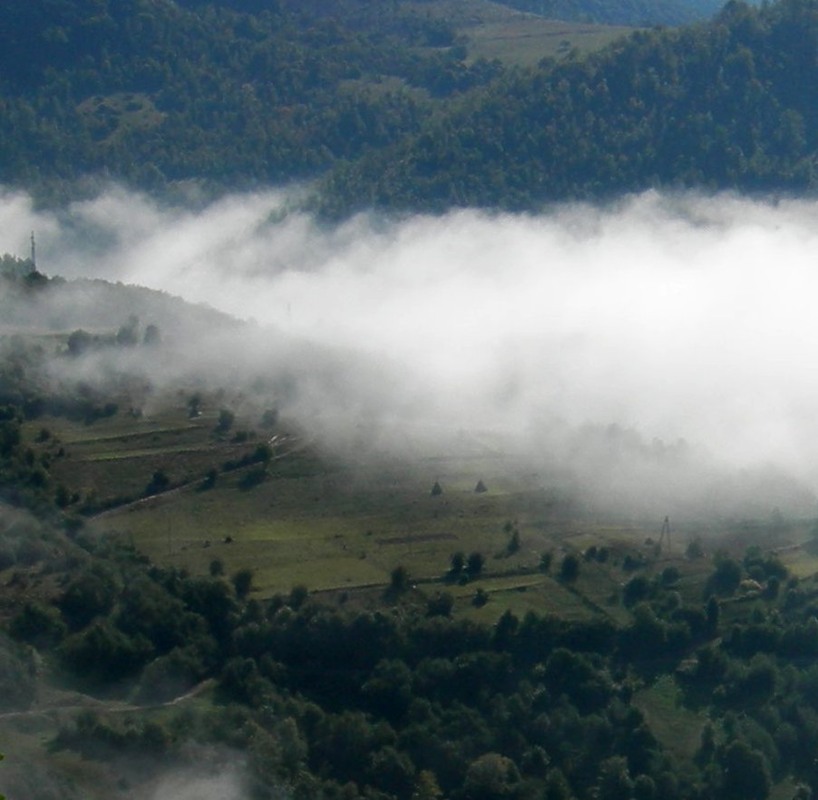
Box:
left=322, top=0, right=818, bottom=214
left=1, top=0, right=817, bottom=213
left=8, top=517, right=818, bottom=800
left=0, top=0, right=500, bottom=199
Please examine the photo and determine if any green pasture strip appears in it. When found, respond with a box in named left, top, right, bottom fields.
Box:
left=23, top=409, right=196, bottom=441
left=671, top=563, right=713, bottom=606
left=462, top=574, right=597, bottom=623
left=47, top=424, right=202, bottom=446
left=571, top=560, right=631, bottom=624
left=152, top=533, right=389, bottom=594
left=81, top=418, right=733, bottom=614
left=461, top=14, right=636, bottom=67
left=0, top=684, right=219, bottom=800
left=251, top=556, right=389, bottom=596
left=780, top=548, right=818, bottom=578
left=633, top=675, right=706, bottom=765
left=50, top=446, right=225, bottom=502
left=770, top=780, right=800, bottom=800
left=80, top=444, right=213, bottom=461
left=97, top=473, right=573, bottom=595
left=448, top=573, right=548, bottom=598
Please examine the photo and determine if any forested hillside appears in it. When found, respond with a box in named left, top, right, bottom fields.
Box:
left=0, top=0, right=501, bottom=198
left=3, top=0, right=818, bottom=214
left=320, top=0, right=818, bottom=215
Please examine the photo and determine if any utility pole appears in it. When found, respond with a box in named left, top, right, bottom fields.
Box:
left=659, top=515, right=671, bottom=555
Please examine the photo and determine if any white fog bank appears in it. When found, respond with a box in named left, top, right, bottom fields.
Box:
left=3, top=187, right=818, bottom=517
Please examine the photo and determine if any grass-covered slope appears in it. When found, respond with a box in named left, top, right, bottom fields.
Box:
left=492, top=0, right=724, bottom=25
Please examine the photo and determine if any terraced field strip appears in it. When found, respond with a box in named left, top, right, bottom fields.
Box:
left=80, top=444, right=213, bottom=461
left=56, top=424, right=201, bottom=445
left=465, top=18, right=635, bottom=65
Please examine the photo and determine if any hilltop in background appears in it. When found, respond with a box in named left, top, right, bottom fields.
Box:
left=2, top=0, right=816, bottom=213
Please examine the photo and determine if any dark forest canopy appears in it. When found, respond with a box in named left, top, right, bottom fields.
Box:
left=319, top=0, right=818, bottom=215
left=1, top=0, right=817, bottom=214
left=0, top=0, right=505, bottom=199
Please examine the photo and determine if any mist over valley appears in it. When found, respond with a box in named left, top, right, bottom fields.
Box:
left=3, top=186, right=818, bottom=519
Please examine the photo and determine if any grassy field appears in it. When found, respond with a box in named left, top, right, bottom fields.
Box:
left=21, top=410, right=655, bottom=618
left=464, top=18, right=635, bottom=65
left=633, top=675, right=707, bottom=764
left=407, top=0, right=637, bottom=66
left=10, top=364, right=818, bottom=800
left=24, top=392, right=815, bottom=625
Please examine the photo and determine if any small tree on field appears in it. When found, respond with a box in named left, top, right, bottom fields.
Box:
left=708, top=554, right=742, bottom=596
left=215, top=409, right=235, bottom=434
left=289, top=585, right=309, bottom=609
left=507, top=529, right=520, bottom=555
left=560, top=554, right=580, bottom=582
left=116, top=315, right=139, bottom=346
left=390, top=565, right=410, bottom=594
left=232, top=568, right=254, bottom=599
left=426, top=592, right=454, bottom=617
left=466, top=551, right=484, bottom=578
left=143, top=324, right=161, bottom=346
left=187, top=394, right=201, bottom=418
left=144, top=469, right=170, bottom=496
left=686, top=537, right=705, bottom=559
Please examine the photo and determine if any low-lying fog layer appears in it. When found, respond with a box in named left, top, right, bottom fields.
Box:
left=3, top=186, right=818, bottom=518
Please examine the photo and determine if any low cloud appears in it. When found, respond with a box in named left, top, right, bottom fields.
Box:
left=149, top=762, right=250, bottom=800
left=3, top=187, right=818, bottom=518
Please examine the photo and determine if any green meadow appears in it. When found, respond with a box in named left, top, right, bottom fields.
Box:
left=27, top=394, right=806, bottom=624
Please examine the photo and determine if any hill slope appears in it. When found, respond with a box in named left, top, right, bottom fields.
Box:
left=2, top=0, right=817, bottom=215
left=320, top=0, right=818, bottom=214
left=0, top=0, right=504, bottom=198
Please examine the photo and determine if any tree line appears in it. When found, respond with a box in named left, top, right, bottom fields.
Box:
left=0, top=0, right=501, bottom=202
left=5, top=0, right=818, bottom=215
left=7, top=512, right=818, bottom=800
left=319, top=0, right=818, bottom=216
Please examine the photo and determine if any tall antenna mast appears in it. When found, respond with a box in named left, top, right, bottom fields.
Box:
left=30, top=231, right=36, bottom=269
